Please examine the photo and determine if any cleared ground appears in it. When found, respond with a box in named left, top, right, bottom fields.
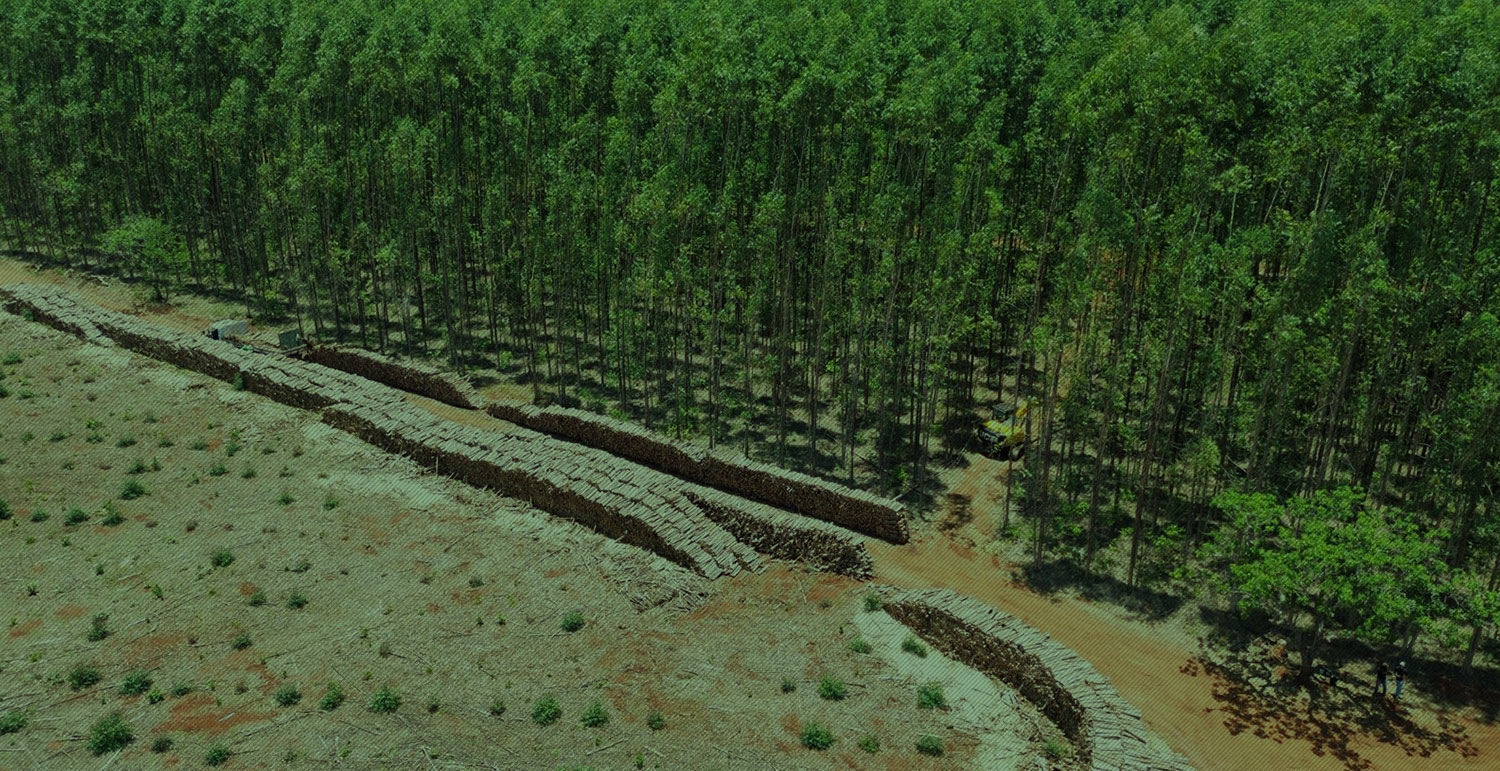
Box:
left=0, top=303, right=1065, bottom=769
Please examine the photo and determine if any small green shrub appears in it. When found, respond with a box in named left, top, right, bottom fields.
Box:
left=118, top=669, right=152, bottom=696
left=64, top=507, right=88, bottom=525
left=68, top=664, right=103, bottom=690
left=247, top=590, right=266, bottom=607
left=191, top=439, right=209, bottom=451
left=232, top=373, right=246, bottom=391
left=531, top=695, right=561, bottom=725
left=285, top=591, right=308, bottom=609
left=318, top=682, right=345, bottom=711
left=915, top=735, right=945, bottom=756
left=170, top=682, right=193, bottom=697
left=119, top=480, right=146, bottom=500
left=86, top=613, right=110, bottom=642
left=205, top=743, right=231, bottom=766
left=241, top=466, right=256, bottom=479
left=560, top=611, right=585, bottom=632
left=151, top=736, right=173, bottom=752
left=87, top=712, right=133, bottom=755
left=780, top=677, right=796, bottom=693
left=488, top=698, right=506, bottom=717
left=917, top=683, right=946, bottom=710
left=1044, top=738, right=1069, bottom=760
left=818, top=675, right=846, bottom=701
left=277, top=491, right=294, bottom=505
left=368, top=685, right=401, bottom=713
left=274, top=683, right=302, bottom=707
left=116, top=434, right=136, bottom=448
left=468, top=575, right=485, bottom=588
left=0, top=711, right=27, bottom=736
left=580, top=700, right=609, bottom=727
left=800, top=721, right=834, bottom=750
left=29, top=508, right=48, bottom=523
left=646, top=709, right=666, bottom=731
left=211, top=549, right=235, bottom=568
left=847, top=638, right=872, bottom=654
left=49, top=431, right=68, bottom=442
left=322, top=494, right=339, bottom=510
left=127, top=459, right=148, bottom=474
left=147, top=689, right=165, bottom=704
left=289, top=559, right=312, bottom=573
left=0, top=499, right=9, bottom=521
left=99, top=504, right=125, bottom=526
left=858, top=734, right=879, bottom=753
left=209, top=461, right=228, bottom=476
left=230, top=632, right=252, bottom=650
left=901, top=635, right=928, bottom=658
left=0, top=352, right=19, bottom=365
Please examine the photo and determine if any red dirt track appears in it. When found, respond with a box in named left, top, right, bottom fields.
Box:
left=870, top=537, right=1497, bottom=771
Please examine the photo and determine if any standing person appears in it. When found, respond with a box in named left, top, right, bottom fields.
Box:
left=1394, top=660, right=1407, bottom=700
left=1375, top=660, right=1389, bottom=696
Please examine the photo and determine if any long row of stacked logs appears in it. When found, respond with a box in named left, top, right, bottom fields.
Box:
left=0, top=283, right=874, bottom=578
left=880, top=588, right=1197, bottom=771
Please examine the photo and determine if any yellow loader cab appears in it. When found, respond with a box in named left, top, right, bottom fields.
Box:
left=976, top=400, right=1032, bottom=461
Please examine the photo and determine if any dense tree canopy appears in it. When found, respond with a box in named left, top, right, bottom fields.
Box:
left=1, top=0, right=1497, bottom=665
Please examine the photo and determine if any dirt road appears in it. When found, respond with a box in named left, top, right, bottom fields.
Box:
left=870, top=536, right=1495, bottom=771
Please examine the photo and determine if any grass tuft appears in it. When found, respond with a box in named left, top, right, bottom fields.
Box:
left=901, top=635, right=928, bottom=658
left=211, top=549, right=235, bottom=568
left=0, top=711, right=27, bottom=736
left=87, top=712, right=133, bottom=755
left=318, top=682, right=345, bottom=711
left=818, top=675, right=846, bottom=701
left=274, top=683, right=302, bottom=707
left=68, top=664, right=102, bottom=690
left=285, top=591, right=308, bottom=609
left=368, top=685, right=401, bottom=713
left=646, top=709, right=666, bottom=730
left=847, top=637, right=872, bottom=654
left=205, top=743, right=231, bottom=766
left=800, top=721, right=834, bottom=750
left=531, top=695, right=561, bottom=726
left=560, top=611, right=585, bottom=632
left=917, top=683, right=947, bottom=710
left=118, top=669, right=152, bottom=696
left=915, top=735, right=945, bottom=756
left=86, top=613, right=110, bottom=642
left=580, top=700, right=609, bottom=728
left=231, top=632, right=252, bottom=651
left=119, top=479, right=146, bottom=500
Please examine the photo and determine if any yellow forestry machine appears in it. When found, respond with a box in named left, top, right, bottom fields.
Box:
left=975, top=399, right=1032, bottom=461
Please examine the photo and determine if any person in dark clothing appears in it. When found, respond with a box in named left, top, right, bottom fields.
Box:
left=1375, top=661, right=1389, bottom=696
left=1394, top=660, right=1408, bottom=700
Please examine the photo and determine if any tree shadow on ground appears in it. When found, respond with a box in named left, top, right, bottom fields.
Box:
left=1016, top=559, right=1183, bottom=622
left=1189, top=650, right=1481, bottom=771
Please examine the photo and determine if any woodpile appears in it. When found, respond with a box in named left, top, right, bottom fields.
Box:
left=485, top=401, right=909, bottom=543
left=0, top=283, right=875, bottom=580
left=295, top=343, right=481, bottom=409
left=880, top=588, right=1196, bottom=771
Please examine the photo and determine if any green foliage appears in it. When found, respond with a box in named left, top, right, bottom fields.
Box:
left=917, top=683, right=946, bottom=710
left=780, top=677, right=796, bottom=693
left=318, top=682, right=345, bottom=711
left=915, top=735, right=944, bottom=756
left=531, top=695, right=561, bottom=725
left=211, top=550, right=235, bottom=568
left=857, top=734, right=879, bottom=753
left=800, top=721, right=834, bottom=750
left=68, top=664, right=102, bottom=690
left=368, top=686, right=401, bottom=713
left=488, top=698, right=506, bottom=716
left=204, top=743, right=231, bottom=766
left=151, top=736, right=174, bottom=752
left=274, top=684, right=301, bottom=706
left=118, top=669, right=152, bottom=696
left=86, top=614, right=109, bottom=642
left=862, top=593, right=882, bottom=612
left=579, top=700, right=609, bottom=727
left=817, top=675, right=846, bottom=701
left=0, top=500, right=9, bottom=521
left=87, top=712, right=133, bottom=755
left=847, top=637, right=871, bottom=654
left=64, top=507, right=88, bottom=525
left=231, top=632, right=252, bottom=650
left=0, top=711, right=26, bottom=735
left=901, top=635, right=928, bottom=658
left=248, top=590, right=266, bottom=606
left=285, top=591, right=308, bottom=609
left=646, top=709, right=665, bottom=730
left=101, top=216, right=187, bottom=302
left=119, top=480, right=146, bottom=500
left=560, top=611, right=585, bottom=632
left=1044, top=737, right=1069, bottom=759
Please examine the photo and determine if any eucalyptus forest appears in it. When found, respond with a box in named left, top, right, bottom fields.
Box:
left=2, top=0, right=1498, bottom=698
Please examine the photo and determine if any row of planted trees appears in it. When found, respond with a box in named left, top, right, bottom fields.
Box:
left=2, top=0, right=1498, bottom=666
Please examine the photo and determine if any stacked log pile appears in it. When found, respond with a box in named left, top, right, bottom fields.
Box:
left=681, top=488, right=873, bottom=578
left=880, top=588, right=1195, bottom=771
left=295, top=343, right=481, bottom=409
left=485, top=401, right=908, bottom=543
left=0, top=283, right=762, bottom=579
